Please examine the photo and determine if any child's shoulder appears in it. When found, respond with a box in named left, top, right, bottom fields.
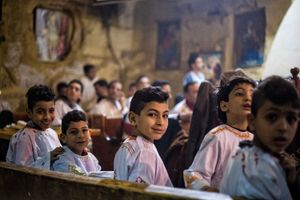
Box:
left=234, top=145, right=281, bottom=172
left=208, top=124, right=228, bottom=135
left=208, top=124, right=252, bottom=139
left=13, top=126, right=37, bottom=139
left=119, top=136, right=154, bottom=156
left=208, top=124, right=235, bottom=137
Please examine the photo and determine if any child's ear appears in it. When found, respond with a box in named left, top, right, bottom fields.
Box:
left=128, top=111, right=137, bottom=126
left=248, top=114, right=256, bottom=132
left=60, top=133, right=67, bottom=143
left=220, top=101, right=228, bottom=112
left=26, top=108, right=33, bottom=119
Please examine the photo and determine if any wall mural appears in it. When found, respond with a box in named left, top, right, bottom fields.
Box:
left=34, top=7, right=73, bottom=62
left=156, top=20, right=181, bottom=70
left=234, top=8, right=266, bottom=68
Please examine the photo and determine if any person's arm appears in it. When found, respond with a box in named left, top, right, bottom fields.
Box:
left=12, top=134, right=36, bottom=166
left=128, top=150, right=157, bottom=185
left=279, top=152, right=300, bottom=199
left=114, top=145, right=131, bottom=181
left=51, top=153, right=86, bottom=175
left=184, top=133, right=220, bottom=191
left=90, top=153, right=102, bottom=172
left=12, top=133, right=52, bottom=169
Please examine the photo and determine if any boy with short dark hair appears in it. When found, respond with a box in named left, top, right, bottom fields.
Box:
left=114, top=87, right=173, bottom=186
left=221, top=76, right=300, bottom=200
left=6, top=85, right=63, bottom=169
left=184, top=75, right=256, bottom=191
left=52, top=110, right=102, bottom=176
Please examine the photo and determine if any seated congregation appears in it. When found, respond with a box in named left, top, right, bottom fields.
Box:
left=1, top=67, right=300, bottom=200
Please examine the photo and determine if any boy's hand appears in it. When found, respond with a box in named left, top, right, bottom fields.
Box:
left=50, top=147, right=64, bottom=165
left=201, top=185, right=219, bottom=192
left=279, top=151, right=296, bottom=184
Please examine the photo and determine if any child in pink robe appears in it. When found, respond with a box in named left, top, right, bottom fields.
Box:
left=184, top=75, right=256, bottom=191
left=6, top=85, right=63, bottom=169
left=114, top=87, right=173, bottom=187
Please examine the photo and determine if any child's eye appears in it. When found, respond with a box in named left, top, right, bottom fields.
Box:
left=286, top=114, right=298, bottom=125
left=163, top=113, right=169, bottom=119
left=265, top=113, right=278, bottom=122
left=235, top=92, right=244, bottom=96
left=49, top=108, right=55, bottom=114
left=82, top=128, right=89, bottom=133
left=69, top=130, right=79, bottom=135
left=37, top=110, right=44, bottom=114
left=148, top=112, right=157, bottom=117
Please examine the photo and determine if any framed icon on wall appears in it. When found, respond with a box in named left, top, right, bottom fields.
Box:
left=34, top=7, right=74, bottom=62
left=156, top=20, right=181, bottom=70
left=234, top=8, right=266, bottom=68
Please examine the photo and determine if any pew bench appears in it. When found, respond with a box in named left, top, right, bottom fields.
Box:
left=0, top=162, right=232, bottom=200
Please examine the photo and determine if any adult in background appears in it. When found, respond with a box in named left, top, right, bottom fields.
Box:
left=90, top=80, right=127, bottom=118
left=93, top=79, right=108, bottom=103
left=183, top=53, right=206, bottom=87
left=171, top=81, right=200, bottom=117
left=81, top=64, right=98, bottom=112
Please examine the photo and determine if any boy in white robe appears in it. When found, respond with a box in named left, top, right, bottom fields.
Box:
left=52, top=110, right=102, bottom=176
left=114, top=87, right=173, bottom=187
left=221, top=76, right=300, bottom=200
left=184, top=75, right=256, bottom=191
left=6, top=85, right=63, bottom=169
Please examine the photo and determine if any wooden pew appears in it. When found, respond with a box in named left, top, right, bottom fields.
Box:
left=88, top=114, right=123, bottom=138
left=88, top=115, right=123, bottom=171
left=13, top=112, right=29, bottom=122
left=0, top=162, right=232, bottom=200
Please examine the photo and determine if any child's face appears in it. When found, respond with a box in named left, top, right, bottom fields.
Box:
left=221, top=83, right=254, bottom=122
left=249, top=100, right=299, bottom=154
left=28, top=101, right=55, bottom=131
left=130, top=101, right=169, bottom=142
left=61, top=121, right=90, bottom=155
left=67, top=83, right=82, bottom=103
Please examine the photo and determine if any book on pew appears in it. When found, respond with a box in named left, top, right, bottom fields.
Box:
left=88, top=171, right=114, bottom=179
left=68, top=165, right=114, bottom=179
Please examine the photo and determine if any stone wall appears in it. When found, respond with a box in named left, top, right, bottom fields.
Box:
left=0, top=0, right=291, bottom=111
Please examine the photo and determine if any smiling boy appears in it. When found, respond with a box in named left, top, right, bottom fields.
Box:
left=6, top=85, right=63, bottom=169
left=114, top=87, right=173, bottom=186
left=52, top=110, right=101, bottom=175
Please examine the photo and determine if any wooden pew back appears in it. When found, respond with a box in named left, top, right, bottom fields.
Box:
left=88, top=115, right=123, bottom=171
left=0, top=162, right=231, bottom=200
